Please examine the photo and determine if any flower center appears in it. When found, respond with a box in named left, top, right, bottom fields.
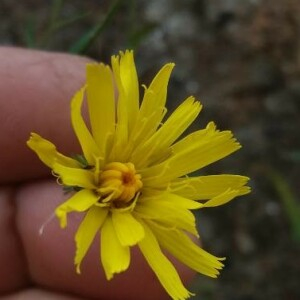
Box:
left=97, top=162, right=143, bottom=204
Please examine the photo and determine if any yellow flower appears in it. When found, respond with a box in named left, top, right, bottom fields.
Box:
left=27, top=50, right=250, bottom=300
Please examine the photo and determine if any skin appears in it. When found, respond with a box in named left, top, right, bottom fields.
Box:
left=0, top=47, right=195, bottom=300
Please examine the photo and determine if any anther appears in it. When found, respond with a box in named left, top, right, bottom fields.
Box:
left=97, top=162, right=142, bottom=204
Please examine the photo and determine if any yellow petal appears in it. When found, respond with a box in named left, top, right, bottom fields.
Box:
left=149, top=96, right=201, bottom=150
left=142, top=128, right=240, bottom=186
left=71, top=87, right=100, bottom=165
left=201, top=188, right=251, bottom=208
left=131, top=97, right=202, bottom=168
left=150, top=223, right=224, bottom=278
left=138, top=220, right=193, bottom=300
left=75, top=206, right=108, bottom=273
left=134, top=194, right=199, bottom=236
left=139, top=63, right=175, bottom=122
left=53, top=162, right=96, bottom=189
left=171, top=121, right=217, bottom=152
left=122, top=106, right=167, bottom=164
left=128, top=63, right=175, bottom=147
left=86, top=63, right=115, bottom=157
left=27, top=133, right=79, bottom=168
left=101, top=216, right=130, bottom=280
left=141, top=189, right=202, bottom=210
left=109, top=55, right=128, bottom=161
left=170, top=175, right=250, bottom=200
left=55, top=189, right=99, bottom=228
left=111, top=211, right=144, bottom=246
left=119, top=50, right=139, bottom=131
left=160, top=192, right=203, bottom=209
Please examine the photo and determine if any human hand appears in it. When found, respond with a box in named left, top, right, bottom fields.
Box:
left=0, top=47, right=194, bottom=300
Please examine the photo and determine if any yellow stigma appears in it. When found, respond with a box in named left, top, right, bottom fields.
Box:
left=97, top=162, right=143, bottom=204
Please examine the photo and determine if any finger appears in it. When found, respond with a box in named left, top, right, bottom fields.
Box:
left=16, top=180, right=195, bottom=300
left=0, top=47, right=90, bottom=183
left=0, top=186, right=29, bottom=293
left=3, top=288, right=82, bottom=300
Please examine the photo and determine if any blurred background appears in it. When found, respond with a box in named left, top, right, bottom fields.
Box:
left=1, top=0, right=299, bottom=299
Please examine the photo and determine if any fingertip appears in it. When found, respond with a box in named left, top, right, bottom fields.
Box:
left=0, top=187, right=29, bottom=293
left=0, top=47, right=91, bottom=183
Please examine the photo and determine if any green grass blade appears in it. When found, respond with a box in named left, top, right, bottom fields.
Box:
left=39, top=0, right=64, bottom=48
left=128, top=23, right=157, bottom=49
left=23, top=16, right=36, bottom=48
left=69, top=0, right=122, bottom=54
left=268, top=169, right=300, bottom=243
left=53, top=12, right=91, bottom=31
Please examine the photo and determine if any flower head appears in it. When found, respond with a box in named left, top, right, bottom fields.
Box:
left=27, top=50, right=250, bottom=300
